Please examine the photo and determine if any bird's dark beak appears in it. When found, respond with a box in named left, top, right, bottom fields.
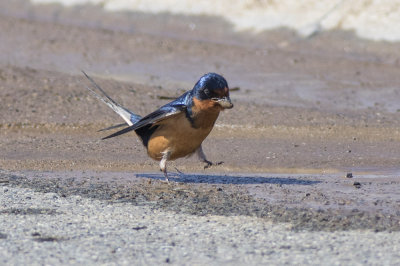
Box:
left=217, top=96, right=233, bottom=109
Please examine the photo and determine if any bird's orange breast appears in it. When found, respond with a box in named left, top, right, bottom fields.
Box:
left=147, top=99, right=220, bottom=161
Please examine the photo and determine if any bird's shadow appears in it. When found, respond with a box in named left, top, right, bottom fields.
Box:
left=135, top=172, right=321, bottom=185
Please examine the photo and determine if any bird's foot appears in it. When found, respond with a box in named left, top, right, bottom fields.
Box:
left=160, top=168, right=169, bottom=183
left=203, top=160, right=224, bottom=169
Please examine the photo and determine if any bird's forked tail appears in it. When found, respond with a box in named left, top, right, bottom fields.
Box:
left=82, top=71, right=141, bottom=131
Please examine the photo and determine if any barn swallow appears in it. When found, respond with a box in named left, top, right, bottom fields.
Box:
left=83, top=71, right=233, bottom=181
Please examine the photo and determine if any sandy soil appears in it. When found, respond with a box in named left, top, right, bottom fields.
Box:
left=1, top=0, right=400, bottom=264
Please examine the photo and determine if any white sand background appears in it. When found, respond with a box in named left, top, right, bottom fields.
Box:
left=31, top=0, right=400, bottom=42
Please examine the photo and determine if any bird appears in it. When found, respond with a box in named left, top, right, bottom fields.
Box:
left=82, top=71, right=233, bottom=181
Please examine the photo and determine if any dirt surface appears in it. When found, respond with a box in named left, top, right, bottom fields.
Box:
left=1, top=0, right=400, bottom=264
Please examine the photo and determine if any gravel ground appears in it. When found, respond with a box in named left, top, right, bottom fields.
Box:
left=1, top=170, right=400, bottom=265
left=2, top=182, right=400, bottom=265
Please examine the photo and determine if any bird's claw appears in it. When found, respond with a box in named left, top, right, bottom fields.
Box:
left=204, top=160, right=224, bottom=169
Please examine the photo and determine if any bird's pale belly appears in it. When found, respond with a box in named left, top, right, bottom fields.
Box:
left=146, top=112, right=217, bottom=161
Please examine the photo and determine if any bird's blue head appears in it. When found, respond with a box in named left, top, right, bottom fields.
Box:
left=192, top=73, right=233, bottom=109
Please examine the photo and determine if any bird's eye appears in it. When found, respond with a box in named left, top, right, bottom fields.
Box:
left=211, top=97, right=219, bottom=102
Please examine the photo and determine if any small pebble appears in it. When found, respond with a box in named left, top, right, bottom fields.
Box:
left=346, top=173, right=353, bottom=178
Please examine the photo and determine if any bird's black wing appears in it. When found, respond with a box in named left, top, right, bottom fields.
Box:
left=102, top=91, right=192, bottom=140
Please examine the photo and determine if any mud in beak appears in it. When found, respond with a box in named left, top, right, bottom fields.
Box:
left=216, top=96, right=233, bottom=109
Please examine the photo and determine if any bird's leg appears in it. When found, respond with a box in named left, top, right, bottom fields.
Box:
left=174, top=167, right=185, bottom=175
left=160, top=150, right=171, bottom=182
left=196, top=145, right=223, bottom=169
